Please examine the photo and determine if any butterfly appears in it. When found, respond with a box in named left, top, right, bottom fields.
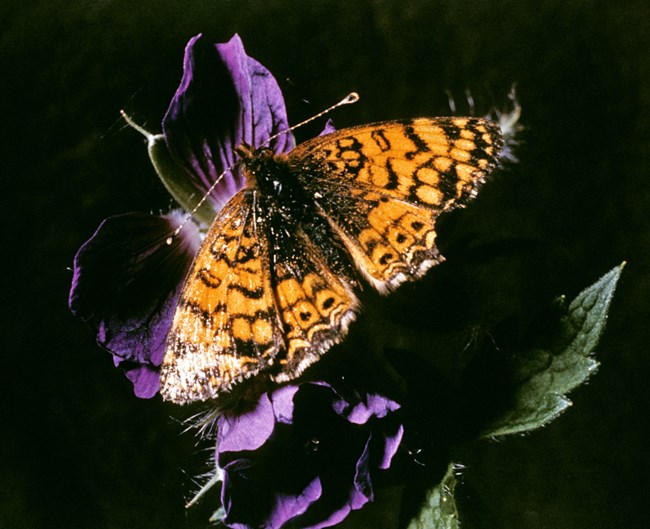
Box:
left=160, top=117, right=503, bottom=403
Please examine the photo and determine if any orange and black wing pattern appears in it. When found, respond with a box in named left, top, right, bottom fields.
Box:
left=290, top=117, right=503, bottom=291
left=161, top=187, right=359, bottom=403
left=161, top=189, right=284, bottom=403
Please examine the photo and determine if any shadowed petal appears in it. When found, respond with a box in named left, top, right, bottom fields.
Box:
left=69, top=211, right=200, bottom=397
left=216, top=382, right=403, bottom=529
left=265, top=479, right=323, bottom=529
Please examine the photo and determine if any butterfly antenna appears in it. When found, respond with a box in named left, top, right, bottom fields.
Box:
left=265, top=91, right=360, bottom=145
left=165, top=164, right=238, bottom=245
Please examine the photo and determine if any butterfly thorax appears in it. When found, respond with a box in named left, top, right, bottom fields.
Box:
left=235, top=144, right=359, bottom=286
left=237, top=145, right=315, bottom=220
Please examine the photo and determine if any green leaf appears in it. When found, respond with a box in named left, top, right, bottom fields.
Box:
left=406, top=463, right=459, bottom=529
left=483, top=263, right=624, bottom=437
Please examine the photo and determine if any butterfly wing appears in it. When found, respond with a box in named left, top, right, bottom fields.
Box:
left=264, top=213, right=358, bottom=382
left=161, top=187, right=359, bottom=402
left=290, top=117, right=503, bottom=292
left=161, top=189, right=284, bottom=403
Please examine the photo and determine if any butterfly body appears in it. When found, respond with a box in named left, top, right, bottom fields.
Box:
left=161, top=117, right=503, bottom=404
left=239, top=146, right=312, bottom=215
left=238, top=144, right=360, bottom=279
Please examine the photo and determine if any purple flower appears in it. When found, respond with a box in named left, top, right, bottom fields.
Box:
left=216, top=382, right=404, bottom=529
left=69, top=34, right=294, bottom=397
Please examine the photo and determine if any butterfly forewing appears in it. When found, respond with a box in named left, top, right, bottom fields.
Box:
left=293, top=117, right=502, bottom=206
left=161, top=189, right=284, bottom=403
left=291, top=117, right=503, bottom=290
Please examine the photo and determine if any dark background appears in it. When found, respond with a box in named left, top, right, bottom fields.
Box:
left=2, top=1, right=649, bottom=528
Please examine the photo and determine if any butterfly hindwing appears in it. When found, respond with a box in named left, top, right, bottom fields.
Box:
left=161, top=188, right=360, bottom=403
left=313, top=190, right=442, bottom=291
left=256, top=192, right=359, bottom=381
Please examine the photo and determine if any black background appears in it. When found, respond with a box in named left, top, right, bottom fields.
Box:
left=2, top=1, right=649, bottom=528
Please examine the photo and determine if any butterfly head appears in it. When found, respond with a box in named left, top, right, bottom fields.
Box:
left=236, top=143, right=276, bottom=173
left=235, top=144, right=295, bottom=197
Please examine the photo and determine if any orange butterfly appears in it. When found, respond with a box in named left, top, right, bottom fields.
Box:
left=160, top=116, right=503, bottom=403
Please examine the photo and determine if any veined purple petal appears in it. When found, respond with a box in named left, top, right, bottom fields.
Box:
left=69, top=211, right=200, bottom=397
left=216, top=35, right=294, bottom=155
left=163, top=34, right=294, bottom=212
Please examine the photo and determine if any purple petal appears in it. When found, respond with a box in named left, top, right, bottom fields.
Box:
left=270, top=384, right=299, bottom=425
left=319, top=118, right=337, bottom=136
left=69, top=211, right=200, bottom=397
left=379, top=424, right=404, bottom=470
left=163, top=34, right=294, bottom=212
left=267, top=478, right=322, bottom=529
left=300, top=437, right=373, bottom=529
left=332, top=392, right=401, bottom=425
left=217, top=393, right=276, bottom=454
left=123, top=363, right=162, bottom=399
left=305, top=490, right=368, bottom=529
left=221, top=461, right=322, bottom=529
left=216, top=381, right=404, bottom=529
